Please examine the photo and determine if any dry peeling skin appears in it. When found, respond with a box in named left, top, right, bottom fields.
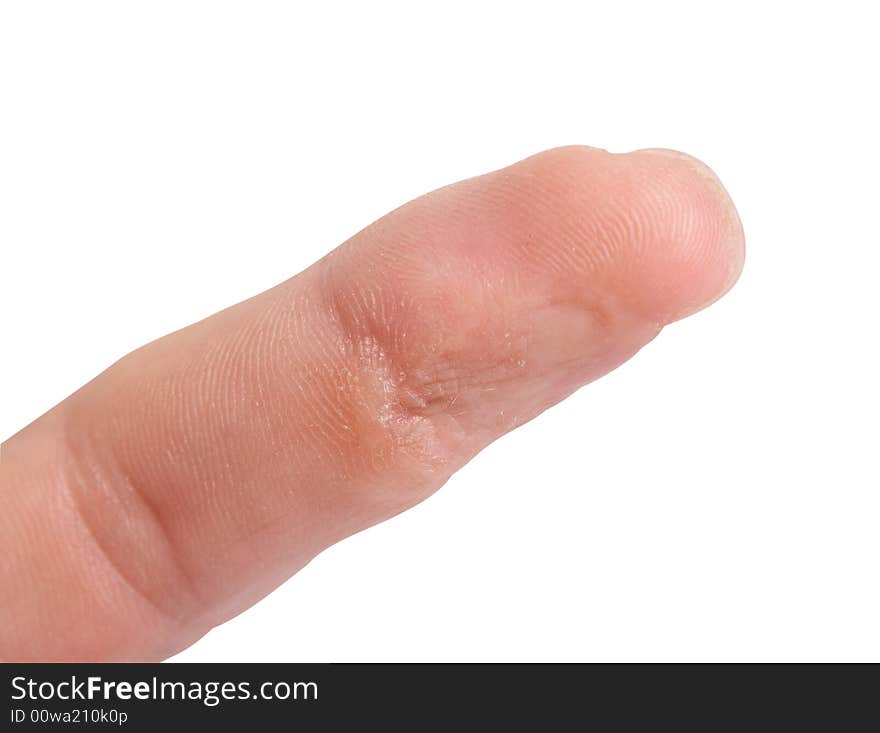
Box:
left=0, top=146, right=744, bottom=661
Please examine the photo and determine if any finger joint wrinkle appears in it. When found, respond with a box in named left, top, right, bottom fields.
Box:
left=54, top=416, right=203, bottom=636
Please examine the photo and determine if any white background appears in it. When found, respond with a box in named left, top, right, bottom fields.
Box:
left=2, top=2, right=878, bottom=661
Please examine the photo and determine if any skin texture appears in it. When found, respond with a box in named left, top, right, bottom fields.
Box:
left=0, top=146, right=744, bottom=661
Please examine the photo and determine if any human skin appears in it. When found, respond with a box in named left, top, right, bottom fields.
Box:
left=0, top=146, right=744, bottom=661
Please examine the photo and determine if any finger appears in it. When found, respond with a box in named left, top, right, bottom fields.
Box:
left=0, top=146, right=744, bottom=661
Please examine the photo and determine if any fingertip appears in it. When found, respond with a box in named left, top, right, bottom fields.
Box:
left=486, top=145, right=745, bottom=326
left=626, top=147, right=745, bottom=323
